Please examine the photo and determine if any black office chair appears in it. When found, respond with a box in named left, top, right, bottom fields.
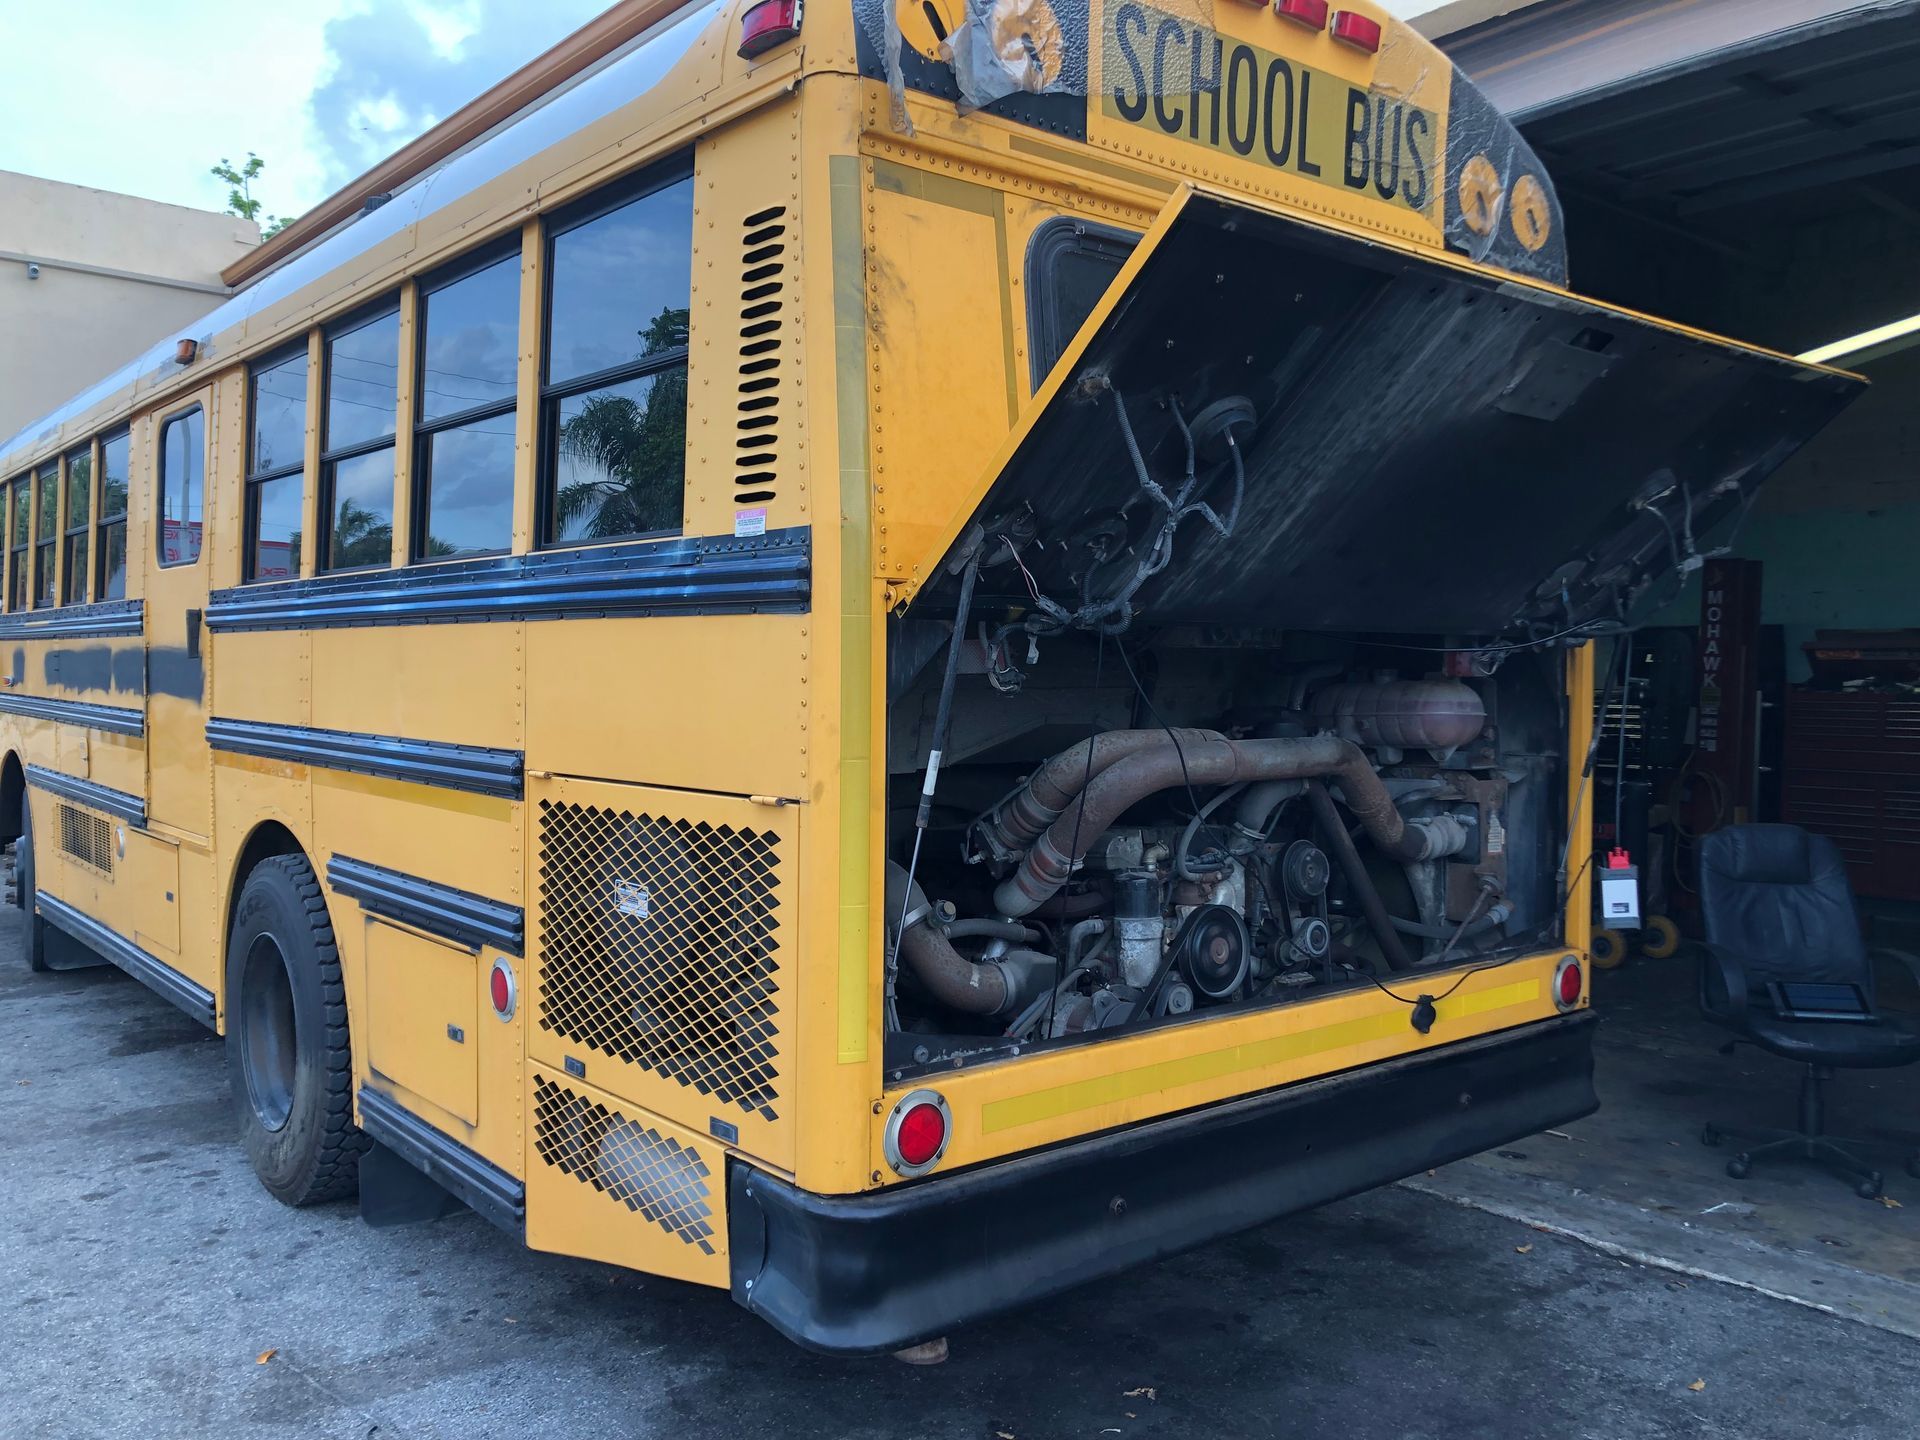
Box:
left=1696, top=824, right=1920, bottom=1197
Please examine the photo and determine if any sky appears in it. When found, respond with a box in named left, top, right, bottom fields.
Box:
left=0, top=0, right=614, bottom=220
left=0, top=0, right=1450, bottom=222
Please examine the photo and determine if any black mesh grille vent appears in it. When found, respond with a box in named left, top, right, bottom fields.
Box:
left=533, top=1076, right=717, bottom=1253
left=536, top=800, right=782, bottom=1119
left=58, top=803, right=112, bottom=875
left=735, top=205, right=786, bottom=507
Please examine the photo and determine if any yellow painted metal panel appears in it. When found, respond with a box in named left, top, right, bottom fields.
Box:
left=524, top=1060, right=728, bottom=1288
left=522, top=613, right=808, bottom=800
left=686, top=101, right=810, bottom=541
left=526, top=773, right=797, bottom=1173
left=309, top=623, right=523, bottom=752
left=871, top=951, right=1573, bottom=1178
left=364, top=918, right=481, bottom=1127
left=124, top=826, right=182, bottom=959
left=865, top=157, right=1017, bottom=581
left=212, top=631, right=311, bottom=727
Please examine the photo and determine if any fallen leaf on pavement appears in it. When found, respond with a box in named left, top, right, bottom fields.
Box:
left=1515, top=1244, right=1533, bottom=1254
left=256, top=1349, right=277, bottom=1365
left=1123, top=1387, right=1157, bottom=1400
left=995, top=1431, right=1015, bottom=1438
left=1687, top=1380, right=1706, bottom=1392
left=1878, top=1195, right=1902, bottom=1209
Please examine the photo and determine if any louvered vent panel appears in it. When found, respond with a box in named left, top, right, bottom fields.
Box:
left=536, top=799, right=783, bottom=1118
left=533, top=1076, right=717, bottom=1253
left=735, top=205, right=786, bottom=507
left=57, top=803, right=112, bottom=875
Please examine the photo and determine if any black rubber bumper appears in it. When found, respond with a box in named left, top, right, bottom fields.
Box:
left=729, top=1011, right=1597, bottom=1354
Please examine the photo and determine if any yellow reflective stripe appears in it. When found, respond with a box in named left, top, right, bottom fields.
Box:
left=980, top=978, right=1542, bottom=1135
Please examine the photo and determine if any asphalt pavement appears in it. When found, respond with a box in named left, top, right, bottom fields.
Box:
left=5, top=906, right=1918, bottom=1440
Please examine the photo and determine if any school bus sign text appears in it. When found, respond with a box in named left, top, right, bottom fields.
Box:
left=1100, top=1, right=1439, bottom=217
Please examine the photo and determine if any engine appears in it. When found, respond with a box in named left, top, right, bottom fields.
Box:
left=883, top=648, right=1560, bottom=1073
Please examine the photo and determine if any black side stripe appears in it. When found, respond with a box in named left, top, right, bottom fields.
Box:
left=206, top=718, right=523, bottom=799
left=0, top=598, right=143, bottom=641
left=329, top=853, right=523, bottom=955
left=0, top=693, right=144, bottom=736
left=357, top=1087, right=525, bottom=1236
left=205, top=527, right=811, bottom=633
left=25, top=764, right=146, bottom=825
left=37, top=893, right=214, bottom=1027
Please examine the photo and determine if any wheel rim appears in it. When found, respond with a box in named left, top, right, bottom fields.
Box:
left=239, top=933, right=298, bottom=1133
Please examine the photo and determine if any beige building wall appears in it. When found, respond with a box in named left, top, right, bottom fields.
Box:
left=0, top=171, right=260, bottom=441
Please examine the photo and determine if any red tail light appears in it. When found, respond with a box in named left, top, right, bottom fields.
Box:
left=489, top=959, right=516, bottom=1019
left=883, top=1089, right=952, bottom=1177
left=1554, top=954, right=1584, bottom=1011
left=1330, top=10, right=1382, bottom=52
left=1274, top=0, right=1330, bottom=27
left=738, top=0, right=802, bottom=58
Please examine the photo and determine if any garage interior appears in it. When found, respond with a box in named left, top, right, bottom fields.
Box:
left=1408, top=0, right=1920, bottom=1333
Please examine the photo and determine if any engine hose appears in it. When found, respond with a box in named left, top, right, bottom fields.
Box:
left=1305, top=779, right=1415, bottom=974
left=943, top=919, right=1041, bottom=944
left=972, top=728, right=1226, bottom=861
left=885, top=862, right=1012, bottom=1016
left=995, top=734, right=1468, bottom=919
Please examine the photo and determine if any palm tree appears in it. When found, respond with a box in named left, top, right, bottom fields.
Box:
left=555, top=307, right=688, bottom=541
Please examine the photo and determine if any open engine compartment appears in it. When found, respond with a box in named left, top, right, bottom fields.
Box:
left=883, top=621, right=1568, bottom=1078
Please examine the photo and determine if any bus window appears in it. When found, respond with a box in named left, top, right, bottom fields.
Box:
left=96, top=431, right=129, bottom=600
left=321, top=307, right=400, bottom=571
left=62, top=444, right=92, bottom=604
left=1024, top=217, right=1139, bottom=390
left=6, top=477, right=24, bottom=610
left=33, top=462, right=58, bottom=604
left=246, top=350, right=309, bottom=582
left=541, top=171, right=692, bottom=547
left=415, top=253, right=519, bottom=560
left=157, top=409, right=205, bottom=568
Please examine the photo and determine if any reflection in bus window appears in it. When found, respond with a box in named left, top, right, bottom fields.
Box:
left=415, top=254, right=518, bottom=559
left=34, top=462, right=58, bottom=603
left=6, top=478, right=25, bottom=610
left=97, top=431, right=129, bottom=599
left=63, top=445, right=91, bottom=604
left=321, top=308, right=399, bottom=571
left=542, top=173, right=691, bottom=548
left=247, top=350, right=308, bottom=583
left=158, top=409, right=205, bottom=568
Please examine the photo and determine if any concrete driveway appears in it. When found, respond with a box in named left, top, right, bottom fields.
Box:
left=5, top=910, right=1918, bottom=1439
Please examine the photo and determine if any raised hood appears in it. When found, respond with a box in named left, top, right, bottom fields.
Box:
left=906, top=187, right=1863, bottom=639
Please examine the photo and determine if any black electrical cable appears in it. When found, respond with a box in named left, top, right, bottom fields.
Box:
left=1048, top=634, right=1107, bottom=1036
left=1114, top=639, right=1205, bottom=823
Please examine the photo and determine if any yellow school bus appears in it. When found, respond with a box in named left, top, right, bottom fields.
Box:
left=0, top=0, right=1859, bottom=1351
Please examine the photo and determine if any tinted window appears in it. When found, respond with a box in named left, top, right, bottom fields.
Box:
left=326, top=309, right=401, bottom=452
left=418, top=419, right=515, bottom=557
left=1026, top=219, right=1138, bottom=389
left=159, top=409, right=205, bottom=567
left=97, top=431, right=130, bottom=600
left=420, top=256, right=519, bottom=424
left=326, top=448, right=394, bottom=570
left=547, top=176, right=694, bottom=387
left=249, top=474, right=304, bottom=581
left=550, top=371, right=685, bottom=544
left=252, top=351, right=309, bottom=475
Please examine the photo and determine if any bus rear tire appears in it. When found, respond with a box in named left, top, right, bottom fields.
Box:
left=16, top=803, right=50, bottom=973
left=225, top=854, right=367, bottom=1206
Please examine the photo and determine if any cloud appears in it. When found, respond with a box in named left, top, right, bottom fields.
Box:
left=308, top=0, right=610, bottom=189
